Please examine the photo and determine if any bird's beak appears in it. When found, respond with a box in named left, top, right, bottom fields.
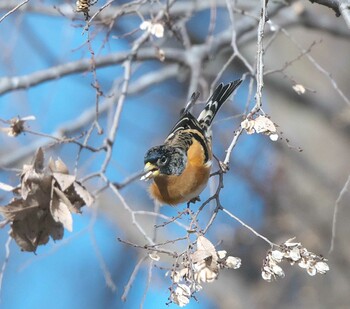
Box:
left=140, top=162, right=159, bottom=181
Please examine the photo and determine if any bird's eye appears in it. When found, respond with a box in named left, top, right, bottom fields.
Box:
left=159, top=155, right=168, bottom=165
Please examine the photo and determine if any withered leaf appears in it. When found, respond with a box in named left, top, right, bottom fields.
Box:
left=50, top=192, right=73, bottom=232
left=2, top=147, right=90, bottom=252
left=192, top=250, right=212, bottom=264
left=0, top=198, right=39, bottom=221
left=61, top=185, right=84, bottom=213
left=53, top=173, right=76, bottom=192
left=50, top=219, right=64, bottom=241
left=11, top=210, right=50, bottom=252
left=196, top=236, right=217, bottom=261
left=20, top=167, right=52, bottom=201
left=11, top=221, right=39, bottom=252
left=20, top=166, right=34, bottom=200
left=193, top=236, right=219, bottom=274
left=53, top=186, right=75, bottom=214
left=73, top=182, right=93, bottom=207
left=254, top=116, right=276, bottom=134
left=49, top=157, right=69, bottom=174
left=33, top=147, right=44, bottom=172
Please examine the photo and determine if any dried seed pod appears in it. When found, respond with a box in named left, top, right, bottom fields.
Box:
left=76, top=0, right=98, bottom=19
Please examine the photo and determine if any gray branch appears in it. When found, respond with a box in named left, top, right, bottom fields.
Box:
left=310, top=0, right=350, bottom=28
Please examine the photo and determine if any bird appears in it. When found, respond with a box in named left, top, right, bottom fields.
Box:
left=141, top=79, right=242, bottom=205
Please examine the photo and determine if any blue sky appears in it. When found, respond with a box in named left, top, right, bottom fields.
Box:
left=0, top=3, right=273, bottom=308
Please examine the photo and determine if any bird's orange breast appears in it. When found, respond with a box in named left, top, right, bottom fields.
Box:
left=149, top=138, right=212, bottom=205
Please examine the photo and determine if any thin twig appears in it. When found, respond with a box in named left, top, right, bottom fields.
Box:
left=264, top=41, right=319, bottom=75
left=107, top=178, right=155, bottom=245
left=0, top=0, right=28, bottom=23
left=113, top=170, right=145, bottom=189
left=281, top=28, right=350, bottom=107
left=339, top=2, right=350, bottom=28
left=223, top=128, right=243, bottom=165
left=140, top=260, right=153, bottom=309
left=0, top=65, right=179, bottom=167
left=153, top=210, right=190, bottom=230
left=117, top=238, right=178, bottom=257
left=221, top=207, right=275, bottom=246
left=90, top=231, right=117, bottom=292
left=121, top=255, right=148, bottom=302
left=253, top=0, right=267, bottom=114
left=0, top=235, right=11, bottom=302
left=329, top=174, right=350, bottom=254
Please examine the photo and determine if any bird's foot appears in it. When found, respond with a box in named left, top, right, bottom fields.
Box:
left=187, top=196, right=201, bottom=208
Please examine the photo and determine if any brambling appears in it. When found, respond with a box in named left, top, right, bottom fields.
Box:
left=141, top=80, right=242, bottom=205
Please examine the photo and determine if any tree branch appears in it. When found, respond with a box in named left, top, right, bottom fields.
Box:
left=0, top=0, right=28, bottom=23
left=309, top=0, right=350, bottom=28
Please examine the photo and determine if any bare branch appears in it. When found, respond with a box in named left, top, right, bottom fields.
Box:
left=281, top=28, right=350, bottom=107
left=221, top=207, right=275, bottom=247
left=0, top=0, right=28, bottom=23
left=310, top=0, right=342, bottom=16
left=339, top=1, right=350, bottom=28
left=0, top=235, right=11, bottom=300
left=121, top=255, right=147, bottom=302
left=254, top=0, right=267, bottom=114
left=309, top=0, right=350, bottom=28
left=90, top=230, right=117, bottom=292
left=329, top=174, right=350, bottom=254
left=0, top=48, right=184, bottom=95
left=0, top=65, right=179, bottom=167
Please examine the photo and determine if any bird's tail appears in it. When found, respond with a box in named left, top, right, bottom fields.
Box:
left=198, top=79, right=242, bottom=136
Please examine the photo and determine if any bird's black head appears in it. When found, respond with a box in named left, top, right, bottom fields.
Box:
left=142, top=145, right=187, bottom=179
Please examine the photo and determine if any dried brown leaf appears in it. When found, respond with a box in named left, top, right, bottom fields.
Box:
left=48, top=158, right=55, bottom=172
left=33, top=147, right=44, bottom=172
left=53, top=173, right=76, bottom=192
left=10, top=209, right=64, bottom=252
left=49, top=219, right=64, bottom=241
left=73, top=182, right=93, bottom=207
left=1, top=147, right=90, bottom=251
left=50, top=193, right=73, bottom=232
left=0, top=198, right=39, bottom=221
left=11, top=220, right=39, bottom=252
left=49, top=157, right=69, bottom=174
left=11, top=210, right=49, bottom=252
left=62, top=186, right=84, bottom=213
left=53, top=187, right=76, bottom=214
left=196, top=236, right=217, bottom=260
left=20, top=164, right=52, bottom=200
left=254, top=116, right=277, bottom=134
left=192, top=250, right=212, bottom=264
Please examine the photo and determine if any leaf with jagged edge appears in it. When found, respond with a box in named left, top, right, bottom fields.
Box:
left=53, top=173, right=76, bottom=192
left=196, top=236, right=217, bottom=262
left=53, top=187, right=76, bottom=214
left=192, top=236, right=219, bottom=274
left=73, top=182, right=94, bottom=207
